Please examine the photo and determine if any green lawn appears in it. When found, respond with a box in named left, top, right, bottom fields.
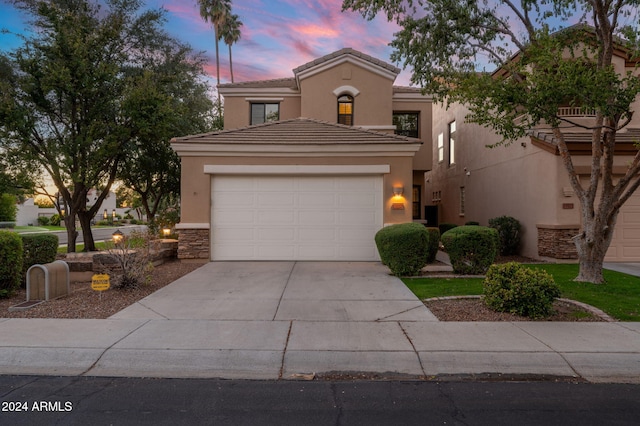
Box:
left=402, top=263, right=640, bottom=321
left=57, top=241, right=109, bottom=254
left=10, top=225, right=66, bottom=232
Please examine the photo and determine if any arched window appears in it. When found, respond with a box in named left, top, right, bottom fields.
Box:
left=337, top=95, right=354, bottom=126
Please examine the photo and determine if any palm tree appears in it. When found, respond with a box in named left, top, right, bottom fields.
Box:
left=197, top=0, right=230, bottom=102
left=220, top=13, right=242, bottom=83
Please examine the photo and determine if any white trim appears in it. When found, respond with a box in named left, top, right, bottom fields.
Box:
left=175, top=222, right=210, bottom=230
left=332, top=85, right=360, bottom=97
left=359, top=125, right=396, bottom=131
left=204, top=165, right=391, bottom=175
left=245, top=98, right=284, bottom=102
left=172, top=143, right=422, bottom=156
left=393, top=92, right=432, bottom=101
left=296, top=56, right=398, bottom=82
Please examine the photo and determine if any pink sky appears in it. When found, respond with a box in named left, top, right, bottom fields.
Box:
left=0, top=0, right=414, bottom=87
left=159, top=0, right=413, bottom=86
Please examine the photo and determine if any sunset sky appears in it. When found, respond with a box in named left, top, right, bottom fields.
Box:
left=0, top=0, right=414, bottom=88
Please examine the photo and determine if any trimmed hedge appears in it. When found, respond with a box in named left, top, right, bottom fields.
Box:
left=438, top=223, right=458, bottom=235
left=0, top=194, right=17, bottom=222
left=375, top=223, right=430, bottom=276
left=483, top=262, right=560, bottom=318
left=0, top=231, right=23, bottom=297
left=441, top=225, right=498, bottom=274
left=488, top=216, right=521, bottom=255
left=425, top=227, right=440, bottom=263
left=21, top=234, right=59, bottom=283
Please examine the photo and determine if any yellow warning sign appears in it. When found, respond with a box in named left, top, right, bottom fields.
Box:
left=91, top=274, right=111, bottom=291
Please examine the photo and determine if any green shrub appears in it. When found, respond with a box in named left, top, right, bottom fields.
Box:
left=130, top=218, right=139, bottom=225
left=0, top=194, right=17, bottom=222
left=439, top=223, right=458, bottom=235
left=37, top=216, right=50, bottom=226
left=465, top=221, right=480, bottom=226
left=20, top=234, right=59, bottom=284
left=483, top=262, right=561, bottom=318
left=375, top=223, right=430, bottom=276
left=0, top=231, right=23, bottom=297
left=441, top=225, right=498, bottom=274
left=488, top=216, right=521, bottom=256
left=425, top=227, right=440, bottom=263
left=49, top=213, right=61, bottom=226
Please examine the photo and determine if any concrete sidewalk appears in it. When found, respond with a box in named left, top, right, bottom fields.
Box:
left=1, top=262, right=639, bottom=383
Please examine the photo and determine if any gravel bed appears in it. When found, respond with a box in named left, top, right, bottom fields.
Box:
left=0, top=260, right=203, bottom=319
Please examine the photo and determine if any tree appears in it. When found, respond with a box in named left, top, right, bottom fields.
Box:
left=0, top=0, right=186, bottom=252
left=118, top=40, right=215, bottom=228
left=220, top=13, right=242, bottom=83
left=344, top=0, right=640, bottom=283
left=197, top=0, right=231, bottom=102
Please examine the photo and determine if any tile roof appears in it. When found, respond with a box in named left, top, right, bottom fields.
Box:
left=172, top=118, right=421, bottom=145
left=218, top=77, right=297, bottom=90
left=293, top=48, right=400, bottom=75
left=529, top=128, right=640, bottom=155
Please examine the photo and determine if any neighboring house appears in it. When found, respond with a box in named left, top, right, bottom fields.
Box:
left=427, top=45, right=640, bottom=262
left=171, top=48, right=432, bottom=261
left=16, top=190, right=121, bottom=226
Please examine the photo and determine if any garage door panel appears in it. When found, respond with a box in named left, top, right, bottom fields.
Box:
left=214, top=210, right=254, bottom=224
left=257, top=193, right=295, bottom=206
left=258, top=210, right=296, bottom=225
left=299, top=193, right=335, bottom=206
left=212, top=174, right=382, bottom=261
left=299, top=228, right=336, bottom=241
left=258, top=228, right=295, bottom=241
left=299, top=210, right=336, bottom=225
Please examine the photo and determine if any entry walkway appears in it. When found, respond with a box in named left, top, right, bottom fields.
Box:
left=0, top=262, right=639, bottom=382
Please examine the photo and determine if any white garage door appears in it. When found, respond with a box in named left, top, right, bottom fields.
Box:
left=606, top=191, right=640, bottom=261
left=211, top=175, right=383, bottom=261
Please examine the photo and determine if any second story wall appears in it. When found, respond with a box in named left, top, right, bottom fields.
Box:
left=298, top=62, right=395, bottom=128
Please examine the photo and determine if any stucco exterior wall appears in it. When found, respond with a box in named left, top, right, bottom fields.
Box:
left=299, top=62, right=394, bottom=127
left=222, top=95, right=301, bottom=130
left=428, top=102, right=572, bottom=258
left=178, top=154, right=416, bottom=227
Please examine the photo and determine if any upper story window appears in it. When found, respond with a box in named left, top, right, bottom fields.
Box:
left=393, top=112, right=419, bottom=138
left=337, top=95, right=354, bottom=126
left=437, top=133, right=444, bottom=163
left=251, top=103, right=279, bottom=125
left=448, top=120, right=456, bottom=166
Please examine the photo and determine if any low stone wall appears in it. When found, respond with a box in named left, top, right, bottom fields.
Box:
left=537, top=225, right=579, bottom=259
left=64, top=239, right=178, bottom=282
left=177, top=229, right=210, bottom=261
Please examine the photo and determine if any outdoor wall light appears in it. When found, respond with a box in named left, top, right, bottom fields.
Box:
left=392, top=186, right=404, bottom=197
left=162, top=227, right=171, bottom=237
left=103, top=209, right=108, bottom=220
left=112, top=229, right=124, bottom=244
left=112, top=209, right=116, bottom=221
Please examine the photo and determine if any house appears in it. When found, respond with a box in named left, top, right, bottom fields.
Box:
left=171, top=48, right=433, bottom=261
left=426, top=40, right=640, bottom=262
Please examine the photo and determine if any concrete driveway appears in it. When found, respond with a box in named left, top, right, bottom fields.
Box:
left=111, top=261, right=436, bottom=322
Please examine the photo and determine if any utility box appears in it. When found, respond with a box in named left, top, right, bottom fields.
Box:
left=26, top=260, right=70, bottom=301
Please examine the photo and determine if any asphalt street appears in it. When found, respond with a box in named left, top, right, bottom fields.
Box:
left=1, top=376, right=639, bottom=425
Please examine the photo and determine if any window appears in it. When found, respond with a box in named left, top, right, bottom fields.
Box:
left=338, top=95, right=354, bottom=126
left=448, top=120, right=456, bottom=165
left=460, top=186, right=465, bottom=216
left=393, top=112, right=419, bottom=138
left=412, top=185, right=421, bottom=220
left=437, top=133, right=444, bottom=163
left=251, top=103, right=279, bottom=125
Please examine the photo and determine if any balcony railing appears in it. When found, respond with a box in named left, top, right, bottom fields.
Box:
left=557, top=107, right=597, bottom=117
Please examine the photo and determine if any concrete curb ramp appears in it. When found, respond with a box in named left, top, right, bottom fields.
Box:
left=1, top=261, right=639, bottom=383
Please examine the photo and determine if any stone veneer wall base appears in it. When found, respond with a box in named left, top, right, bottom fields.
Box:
left=178, top=228, right=210, bottom=261
left=537, top=225, right=580, bottom=260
